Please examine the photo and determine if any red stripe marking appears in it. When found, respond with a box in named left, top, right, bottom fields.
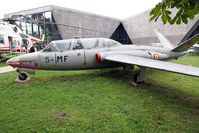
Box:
left=9, top=61, right=40, bottom=70
left=31, top=38, right=42, bottom=42
left=186, top=41, right=193, bottom=45
left=0, top=49, right=10, bottom=52
left=0, top=49, right=29, bottom=52
left=0, top=47, right=10, bottom=48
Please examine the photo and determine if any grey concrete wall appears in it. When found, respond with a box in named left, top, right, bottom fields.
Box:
left=122, top=9, right=199, bottom=46
left=51, top=5, right=121, bottom=39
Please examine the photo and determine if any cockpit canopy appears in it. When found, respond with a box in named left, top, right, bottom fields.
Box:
left=43, top=38, right=121, bottom=52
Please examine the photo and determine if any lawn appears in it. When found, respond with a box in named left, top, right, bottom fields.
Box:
left=0, top=62, right=7, bottom=67
left=0, top=55, right=199, bottom=132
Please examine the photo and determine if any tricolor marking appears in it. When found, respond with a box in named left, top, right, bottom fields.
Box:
left=153, top=53, right=160, bottom=60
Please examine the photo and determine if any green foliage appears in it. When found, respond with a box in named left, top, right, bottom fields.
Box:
left=1, top=53, right=18, bottom=62
left=0, top=56, right=199, bottom=132
left=150, top=0, right=199, bottom=24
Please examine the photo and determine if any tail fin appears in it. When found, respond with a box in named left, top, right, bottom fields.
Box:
left=154, top=29, right=175, bottom=49
left=172, top=33, right=199, bottom=52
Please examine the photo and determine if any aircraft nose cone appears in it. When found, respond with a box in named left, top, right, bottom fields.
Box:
left=6, top=57, right=20, bottom=66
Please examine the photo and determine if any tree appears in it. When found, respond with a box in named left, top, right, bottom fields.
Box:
left=150, top=0, right=199, bottom=25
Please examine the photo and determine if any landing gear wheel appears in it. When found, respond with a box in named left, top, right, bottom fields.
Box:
left=19, top=73, right=28, bottom=81
left=134, top=73, right=138, bottom=82
left=133, top=67, right=146, bottom=83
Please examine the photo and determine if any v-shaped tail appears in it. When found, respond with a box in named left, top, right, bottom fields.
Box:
left=154, top=29, right=175, bottom=49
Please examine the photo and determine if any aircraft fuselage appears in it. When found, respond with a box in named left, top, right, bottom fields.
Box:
left=7, top=42, right=186, bottom=71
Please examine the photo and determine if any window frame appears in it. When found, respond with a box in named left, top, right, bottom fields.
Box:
left=42, top=42, right=58, bottom=52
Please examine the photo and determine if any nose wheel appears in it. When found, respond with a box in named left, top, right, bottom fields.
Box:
left=17, top=69, right=28, bottom=81
left=19, top=73, right=28, bottom=81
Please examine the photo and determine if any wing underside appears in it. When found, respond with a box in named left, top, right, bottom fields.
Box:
left=105, top=54, right=199, bottom=77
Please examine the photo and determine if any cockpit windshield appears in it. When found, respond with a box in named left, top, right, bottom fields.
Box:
left=43, top=42, right=57, bottom=52
left=43, top=40, right=71, bottom=52
left=55, top=40, right=71, bottom=51
left=106, top=39, right=121, bottom=47
left=80, top=39, right=99, bottom=49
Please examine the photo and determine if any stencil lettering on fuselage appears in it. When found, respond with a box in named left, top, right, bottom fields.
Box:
left=57, top=55, right=68, bottom=62
left=45, top=56, right=68, bottom=63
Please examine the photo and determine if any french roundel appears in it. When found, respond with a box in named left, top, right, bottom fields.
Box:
left=153, top=53, right=160, bottom=60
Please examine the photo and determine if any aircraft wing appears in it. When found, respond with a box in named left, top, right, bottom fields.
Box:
left=105, top=54, right=199, bottom=77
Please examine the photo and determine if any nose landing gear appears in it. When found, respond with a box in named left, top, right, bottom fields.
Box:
left=19, top=73, right=28, bottom=81
left=17, top=69, right=28, bottom=81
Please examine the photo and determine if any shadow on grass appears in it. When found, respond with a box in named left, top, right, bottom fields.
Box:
left=21, top=68, right=199, bottom=112
left=94, top=69, right=199, bottom=111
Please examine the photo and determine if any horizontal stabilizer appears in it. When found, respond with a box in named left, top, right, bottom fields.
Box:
left=172, top=33, right=199, bottom=52
left=105, top=54, right=199, bottom=77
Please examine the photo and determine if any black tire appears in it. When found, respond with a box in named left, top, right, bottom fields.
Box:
left=134, top=73, right=138, bottom=82
left=134, top=70, right=141, bottom=83
left=19, top=73, right=28, bottom=81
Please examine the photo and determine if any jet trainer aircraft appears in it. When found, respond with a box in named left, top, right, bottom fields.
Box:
left=7, top=30, right=199, bottom=83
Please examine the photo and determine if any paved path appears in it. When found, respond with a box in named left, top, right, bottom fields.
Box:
left=0, top=66, right=15, bottom=74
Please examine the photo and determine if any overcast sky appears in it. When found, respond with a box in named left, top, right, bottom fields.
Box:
left=0, top=0, right=161, bottom=19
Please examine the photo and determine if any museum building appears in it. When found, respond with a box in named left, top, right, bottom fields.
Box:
left=4, top=5, right=199, bottom=45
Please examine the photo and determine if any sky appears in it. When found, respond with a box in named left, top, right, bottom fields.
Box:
left=0, top=0, right=161, bottom=19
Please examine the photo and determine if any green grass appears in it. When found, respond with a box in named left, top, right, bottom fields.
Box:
left=0, top=55, right=199, bottom=132
left=0, top=62, right=7, bottom=67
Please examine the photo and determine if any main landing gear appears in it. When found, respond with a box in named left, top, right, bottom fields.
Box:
left=17, top=69, right=28, bottom=81
left=134, top=67, right=147, bottom=83
left=123, top=65, right=147, bottom=85
left=127, top=66, right=147, bottom=86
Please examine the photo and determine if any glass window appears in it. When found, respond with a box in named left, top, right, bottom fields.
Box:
left=45, top=12, right=52, bottom=20
left=101, top=39, right=107, bottom=47
left=99, top=39, right=120, bottom=48
left=21, top=22, right=26, bottom=33
left=81, top=39, right=99, bottom=49
left=107, top=40, right=121, bottom=47
left=33, top=23, right=39, bottom=38
left=73, top=39, right=84, bottom=50
left=26, top=22, right=32, bottom=35
left=43, top=42, right=57, bottom=52
left=55, top=40, right=71, bottom=51
left=13, top=11, right=61, bottom=44
left=17, top=41, right=20, bottom=46
left=0, top=35, right=4, bottom=44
